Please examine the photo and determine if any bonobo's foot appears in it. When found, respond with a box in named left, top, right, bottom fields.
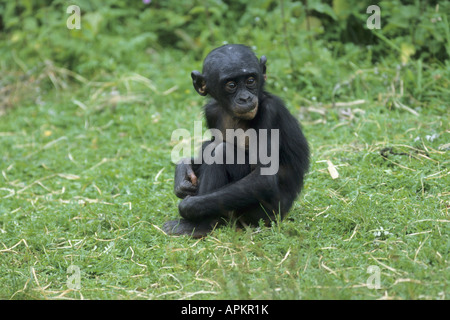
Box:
left=162, top=219, right=219, bottom=238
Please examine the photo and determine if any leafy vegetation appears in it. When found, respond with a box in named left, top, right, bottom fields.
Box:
left=0, top=0, right=448, bottom=300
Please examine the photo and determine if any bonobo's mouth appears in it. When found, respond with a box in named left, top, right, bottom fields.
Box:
left=234, top=103, right=258, bottom=120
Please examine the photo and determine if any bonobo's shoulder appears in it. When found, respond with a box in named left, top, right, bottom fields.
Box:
left=261, top=91, right=283, bottom=103
left=203, top=99, right=222, bottom=114
left=261, top=92, right=291, bottom=116
left=203, top=99, right=222, bottom=127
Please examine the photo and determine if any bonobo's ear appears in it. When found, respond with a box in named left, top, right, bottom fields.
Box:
left=260, top=55, right=267, bottom=81
left=191, top=71, right=207, bottom=96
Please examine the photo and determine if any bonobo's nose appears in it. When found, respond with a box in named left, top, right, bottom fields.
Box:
left=238, top=93, right=252, bottom=104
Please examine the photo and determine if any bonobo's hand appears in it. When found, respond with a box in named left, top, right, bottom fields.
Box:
left=174, top=158, right=198, bottom=199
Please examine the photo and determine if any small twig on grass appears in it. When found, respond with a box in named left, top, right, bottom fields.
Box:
left=25, top=136, right=68, bottom=159
left=414, top=234, right=431, bottom=262
left=368, top=254, right=402, bottom=275
left=393, top=100, right=419, bottom=116
left=31, top=267, right=48, bottom=300
left=333, top=99, right=366, bottom=107
left=344, top=224, right=359, bottom=242
left=315, top=205, right=331, bottom=217
left=0, top=238, right=29, bottom=253
left=319, top=259, right=338, bottom=277
left=277, top=247, right=291, bottom=266
left=85, top=157, right=109, bottom=172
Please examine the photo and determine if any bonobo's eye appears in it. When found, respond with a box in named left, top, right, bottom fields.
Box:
left=246, top=77, right=256, bottom=87
left=225, top=81, right=237, bottom=92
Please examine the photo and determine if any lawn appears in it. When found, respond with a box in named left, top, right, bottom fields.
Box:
left=0, top=1, right=449, bottom=300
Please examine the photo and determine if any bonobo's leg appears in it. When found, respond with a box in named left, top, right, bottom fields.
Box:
left=196, top=144, right=251, bottom=194
left=163, top=159, right=230, bottom=237
left=164, top=142, right=250, bottom=237
left=173, top=141, right=229, bottom=199
left=196, top=160, right=229, bottom=196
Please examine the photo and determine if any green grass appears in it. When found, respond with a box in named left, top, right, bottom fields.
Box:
left=0, top=45, right=449, bottom=300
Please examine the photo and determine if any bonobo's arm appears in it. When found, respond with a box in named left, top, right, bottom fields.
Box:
left=174, top=140, right=217, bottom=198
left=174, top=158, right=199, bottom=198
left=179, top=167, right=278, bottom=221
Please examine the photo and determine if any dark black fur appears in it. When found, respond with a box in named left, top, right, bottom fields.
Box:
left=163, top=44, right=309, bottom=237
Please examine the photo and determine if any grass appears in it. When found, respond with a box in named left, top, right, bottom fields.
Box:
left=0, top=45, right=449, bottom=300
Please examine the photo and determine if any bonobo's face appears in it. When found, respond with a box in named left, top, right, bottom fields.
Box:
left=217, top=66, right=260, bottom=120
left=191, top=44, right=267, bottom=120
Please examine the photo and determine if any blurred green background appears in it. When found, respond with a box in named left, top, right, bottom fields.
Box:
left=1, top=0, right=449, bottom=108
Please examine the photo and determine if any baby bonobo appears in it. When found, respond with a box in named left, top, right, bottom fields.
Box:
left=163, top=44, right=309, bottom=238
